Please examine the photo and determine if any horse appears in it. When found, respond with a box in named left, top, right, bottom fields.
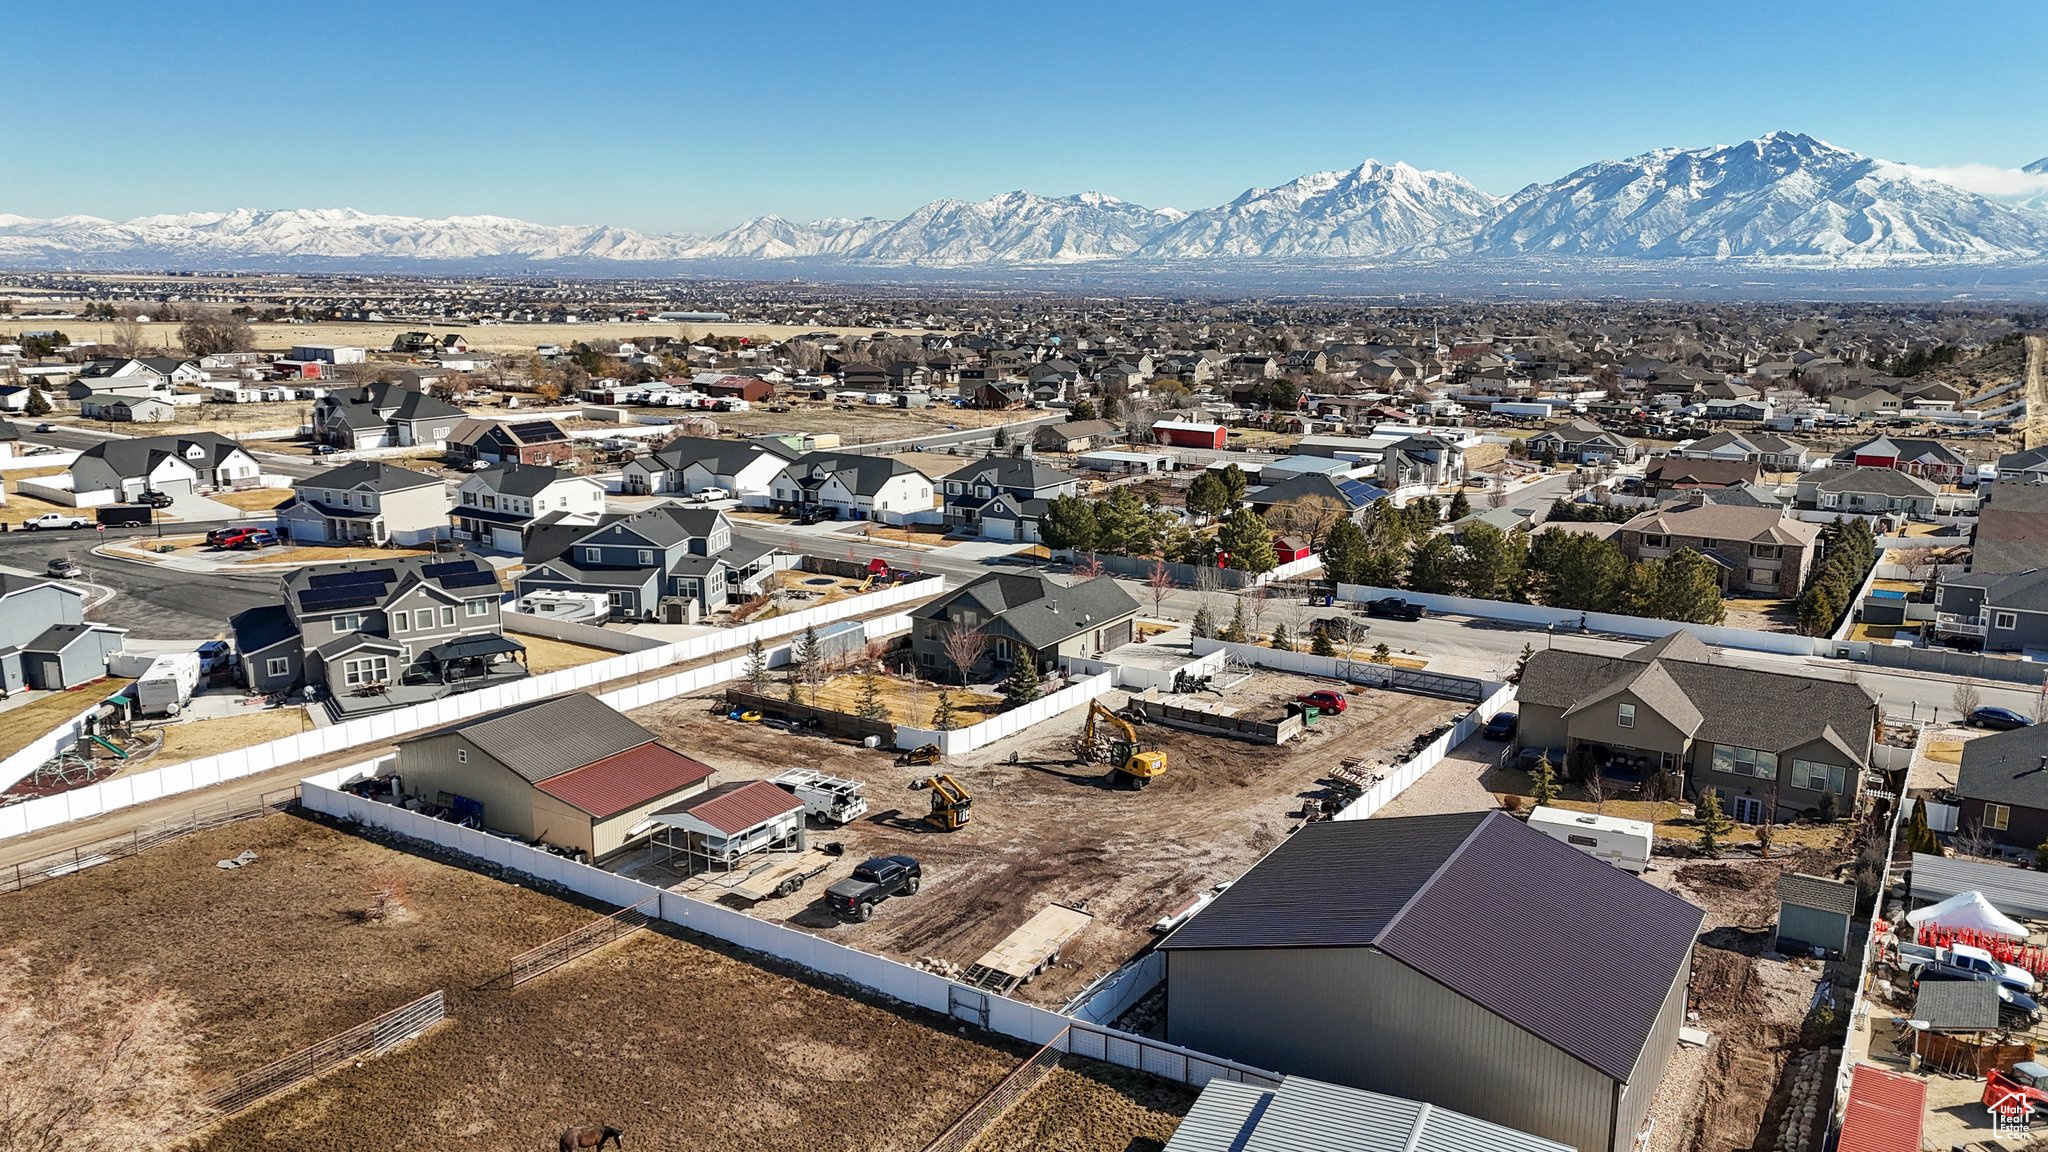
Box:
left=558, top=1124, right=623, bottom=1152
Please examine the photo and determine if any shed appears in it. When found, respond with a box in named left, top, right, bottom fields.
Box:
left=1162, top=1074, right=1571, bottom=1152
left=647, top=779, right=806, bottom=871
left=1835, top=1063, right=1924, bottom=1152
left=1911, top=978, right=2000, bottom=1033
left=1152, top=420, right=1227, bottom=450
left=1775, top=873, right=1858, bottom=958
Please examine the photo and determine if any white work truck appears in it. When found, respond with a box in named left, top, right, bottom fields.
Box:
left=770, top=768, right=870, bottom=825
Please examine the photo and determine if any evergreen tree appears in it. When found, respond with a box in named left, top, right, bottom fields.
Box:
left=1371, top=642, right=1393, bottom=664
left=1406, top=535, right=1462, bottom=595
left=795, top=625, right=823, bottom=704
left=1217, top=507, right=1279, bottom=573
left=1039, top=493, right=1099, bottom=552
left=1191, top=604, right=1219, bottom=639
left=1310, top=626, right=1337, bottom=657
left=1529, top=752, right=1562, bottom=808
left=1186, top=471, right=1231, bottom=519
left=1906, top=801, right=1943, bottom=856
left=1222, top=598, right=1250, bottom=643
left=1616, top=560, right=1664, bottom=617
left=1455, top=522, right=1526, bottom=602
left=999, top=655, right=1041, bottom=709
left=1219, top=464, right=1249, bottom=507
left=23, top=387, right=50, bottom=417
left=1067, top=400, right=1097, bottom=422
left=853, top=668, right=891, bottom=722
left=1446, top=489, right=1472, bottom=521
left=1320, top=517, right=1369, bottom=586
left=1269, top=622, right=1293, bottom=651
left=1511, top=642, right=1533, bottom=683
left=931, top=690, right=959, bottom=731
left=994, top=424, right=1010, bottom=448
left=785, top=668, right=803, bottom=706
left=1696, top=790, right=1733, bottom=857
left=1655, top=549, right=1727, bottom=625
left=1359, top=539, right=1412, bottom=589
left=743, top=637, right=770, bottom=693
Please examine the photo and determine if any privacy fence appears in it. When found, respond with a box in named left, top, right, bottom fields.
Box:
left=892, top=672, right=1117, bottom=756
left=1334, top=583, right=1835, bottom=659
left=0, top=580, right=939, bottom=842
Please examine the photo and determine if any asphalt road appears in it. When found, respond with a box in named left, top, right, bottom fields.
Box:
left=0, top=531, right=272, bottom=641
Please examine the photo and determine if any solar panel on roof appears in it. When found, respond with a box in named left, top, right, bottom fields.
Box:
left=297, top=591, right=379, bottom=613
left=419, top=561, right=477, bottom=578
left=436, top=570, right=500, bottom=589
left=305, top=567, right=396, bottom=589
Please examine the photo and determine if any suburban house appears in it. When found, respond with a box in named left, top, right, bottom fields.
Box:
left=517, top=505, right=779, bottom=621
left=82, top=393, right=176, bottom=422
left=1525, top=419, right=1641, bottom=464
left=452, top=463, right=606, bottom=553
left=312, top=380, right=465, bottom=449
left=1953, top=725, right=2048, bottom=850
left=1246, top=472, right=1387, bottom=522
left=73, top=356, right=204, bottom=391
left=1153, top=420, right=1228, bottom=450
left=69, top=432, right=261, bottom=500
left=1160, top=812, right=1703, bottom=1152
left=392, top=693, right=715, bottom=861
left=620, top=435, right=797, bottom=500
left=446, top=417, right=575, bottom=467
left=277, top=461, right=451, bottom=547
left=1615, top=502, right=1822, bottom=597
left=1794, top=467, right=1941, bottom=515
left=940, top=457, right=1080, bottom=543
left=1161, top=1075, right=1569, bottom=1152
left=1378, top=434, right=1465, bottom=491
left=1515, top=632, right=1878, bottom=823
left=766, top=451, right=937, bottom=524
left=909, top=572, right=1138, bottom=682
left=1995, top=445, right=2048, bottom=485
left=1833, top=436, right=1968, bottom=484
left=1826, top=384, right=1905, bottom=419
left=1677, top=430, right=1812, bottom=472
left=0, top=574, right=125, bottom=693
left=1970, top=481, right=2048, bottom=575
left=1033, top=419, right=1121, bottom=454
left=1930, top=567, right=2048, bottom=653
left=1641, top=457, right=1763, bottom=497
left=229, top=555, right=521, bottom=707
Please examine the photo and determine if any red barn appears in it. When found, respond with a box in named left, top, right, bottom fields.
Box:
left=1273, top=535, right=1313, bottom=563
left=703, top=375, right=774, bottom=403
left=1152, top=420, right=1226, bottom=450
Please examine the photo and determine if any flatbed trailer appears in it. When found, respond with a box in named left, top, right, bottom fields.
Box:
left=961, top=903, right=1094, bottom=993
left=716, top=848, right=839, bottom=903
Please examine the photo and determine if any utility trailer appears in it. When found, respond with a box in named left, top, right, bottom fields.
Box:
left=960, top=903, right=1094, bottom=994
left=770, top=768, right=870, bottom=824
left=715, top=847, right=841, bottom=903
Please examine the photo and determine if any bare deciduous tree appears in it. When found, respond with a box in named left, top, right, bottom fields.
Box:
left=1952, top=679, right=1983, bottom=722
left=109, top=316, right=149, bottom=358
left=1582, top=765, right=1607, bottom=813
left=1245, top=585, right=1272, bottom=643
left=1264, top=493, right=1347, bottom=550
left=1071, top=553, right=1105, bottom=581
left=939, top=621, right=989, bottom=686
left=0, top=951, right=212, bottom=1151
left=1147, top=559, right=1176, bottom=619
left=175, top=307, right=252, bottom=357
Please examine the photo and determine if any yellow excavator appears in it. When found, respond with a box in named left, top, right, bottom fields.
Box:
left=910, top=773, right=973, bottom=831
left=1081, top=700, right=1168, bottom=789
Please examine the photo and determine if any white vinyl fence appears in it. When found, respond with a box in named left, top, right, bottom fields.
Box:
left=0, top=580, right=941, bottom=842
left=1332, top=681, right=1516, bottom=821
left=0, top=699, right=105, bottom=794
left=298, top=777, right=1279, bottom=1091
left=893, top=672, right=1116, bottom=756
left=1334, top=583, right=1835, bottom=659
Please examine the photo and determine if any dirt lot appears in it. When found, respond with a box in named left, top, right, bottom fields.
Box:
left=513, top=634, right=622, bottom=675
left=153, top=707, right=313, bottom=765
left=0, top=812, right=1039, bottom=1152
left=807, top=673, right=1004, bottom=727
left=676, top=397, right=1018, bottom=444
left=629, top=671, right=1464, bottom=1005
left=967, top=1060, right=1196, bottom=1152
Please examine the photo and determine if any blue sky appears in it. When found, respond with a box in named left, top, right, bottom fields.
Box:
left=12, top=0, right=2046, bottom=233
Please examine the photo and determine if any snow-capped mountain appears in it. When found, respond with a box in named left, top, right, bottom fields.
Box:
left=6, top=133, right=2048, bottom=271
left=1138, top=160, right=1497, bottom=259
left=1473, top=132, right=2048, bottom=260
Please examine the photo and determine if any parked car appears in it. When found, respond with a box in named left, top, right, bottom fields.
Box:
left=1295, top=690, right=1347, bottom=714
left=824, top=855, right=922, bottom=922
left=1363, top=596, right=1426, bottom=621
left=311, top=443, right=338, bottom=455
left=1483, top=712, right=1519, bottom=741
left=693, top=487, right=731, bottom=502
left=1895, top=941, right=2039, bottom=994
left=45, top=557, right=82, bottom=579
left=22, top=512, right=91, bottom=530
left=1971, top=706, right=2034, bottom=730
left=135, top=490, right=174, bottom=508
left=197, top=639, right=232, bottom=674
left=208, top=526, right=261, bottom=549
left=33, top=423, right=55, bottom=433
left=227, top=528, right=280, bottom=550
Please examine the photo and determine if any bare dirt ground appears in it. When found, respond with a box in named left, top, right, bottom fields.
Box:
left=629, top=672, right=1463, bottom=1005
left=0, top=811, right=1037, bottom=1152
left=967, top=1059, right=1197, bottom=1152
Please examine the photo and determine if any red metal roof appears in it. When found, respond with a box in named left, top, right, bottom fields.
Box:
left=532, top=742, right=716, bottom=820
left=1836, top=1063, right=1925, bottom=1152
left=659, top=779, right=805, bottom=836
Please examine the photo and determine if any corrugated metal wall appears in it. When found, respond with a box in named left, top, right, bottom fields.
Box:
left=1612, top=948, right=1691, bottom=1152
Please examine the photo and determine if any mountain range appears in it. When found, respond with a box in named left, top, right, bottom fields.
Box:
left=4, top=133, right=2047, bottom=272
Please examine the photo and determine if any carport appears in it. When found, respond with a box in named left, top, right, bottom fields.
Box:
left=642, top=780, right=806, bottom=874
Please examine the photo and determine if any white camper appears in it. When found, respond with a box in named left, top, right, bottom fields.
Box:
left=133, top=652, right=202, bottom=718
left=1526, top=806, right=1654, bottom=873
left=769, top=768, right=869, bottom=825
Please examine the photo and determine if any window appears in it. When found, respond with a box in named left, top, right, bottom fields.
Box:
left=342, top=656, right=389, bottom=686
left=390, top=610, right=408, bottom=632
left=462, top=491, right=477, bottom=506
left=1751, top=544, right=1778, bottom=559
left=1793, top=759, right=1846, bottom=795
left=456, top=748, right=467, bottom=764
left=333, top=614, right=362, bottom=633
left=1712, top=745, right=1779, bottom=780
left=265, top=656, right=290, bottom=678
left=1995, top=611, right=2018, bottom=630
left=1616, top=703, right=1635, bottom=728
left=1643, top=534, right=1667, bottom=548
left=481, top=494, right=496, bottom=510
left=441, top=607, right=456, bottom=627
left=1987, top=804, right=2011, bottom=832
left=637, top=549, right=654, bottom=566
left=607, top=591, right=623, bottom=607
left=1567, top=834, right=1599, bottom=848
left=584, top=547, right=602, bottom=563
left=465, top=599, right=491, bottom=618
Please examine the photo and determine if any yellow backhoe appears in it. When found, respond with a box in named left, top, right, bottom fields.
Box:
left=909, top=773, right=973, bottom=831
left=1081, top=700, right=1168, bottom=789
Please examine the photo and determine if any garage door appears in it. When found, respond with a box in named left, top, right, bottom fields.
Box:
left=491, top=526, right=524, bottom=553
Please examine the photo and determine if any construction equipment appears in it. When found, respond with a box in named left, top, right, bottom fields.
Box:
left=897, top=743, right=941, bottom=767
left=909, top=774, right=973, bottom=831
left=1080, top=700, right=1168, bottom=789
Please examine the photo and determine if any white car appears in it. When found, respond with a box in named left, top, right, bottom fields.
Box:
left=693, top=487, right=731, bottom=502
left=23, top=512, right=91, bottom=530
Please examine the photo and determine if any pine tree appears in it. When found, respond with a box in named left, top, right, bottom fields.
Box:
left=743, top=637, right=770, bottom=693
left=1529, top=753, right=1561, bottom=808
left=1000, top=656, right=1041, bottom=710
left=1191, top=604, right=1218, bottom=639
left=23, top=387, right=50, bottom=417
left=795, top=625, right=823, bottom=705
left=1697, top=791, right=1733, bottom=857
left=1907, top=801, right=1943, bottom=856
left=1222, top=598, right=1249, bottom=643
left=1217, top=507, right=1278, bottom=573
left=1371, top=642, right=1392, bottom=664
left=853, top=669, right=890, bottom=723
left=1447, top=489, right=1472, bottom=521
left=1269, top=622, right=1293, bottom=651
left=1511, top=642, right=1533, bottom=684
left=784, top=669, right=802, bottom=706
left=931, top=690, right=959, bottom=731
left=1310, top=626, right=1337, bottom=657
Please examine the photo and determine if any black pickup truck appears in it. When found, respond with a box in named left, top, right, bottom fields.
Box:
left=1362, top=596, right=1427, bottom=621
left=825, top=855, right=922, bottom=922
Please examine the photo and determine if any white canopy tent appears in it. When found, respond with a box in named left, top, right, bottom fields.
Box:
left=1905, top=890, right=2028, bottom=940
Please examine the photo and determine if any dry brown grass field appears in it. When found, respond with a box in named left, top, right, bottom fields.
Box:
left=38, top=318, right=939, bottom=356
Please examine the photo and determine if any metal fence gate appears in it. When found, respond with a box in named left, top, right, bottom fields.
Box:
left=948, top=984, right=989, bottom=1028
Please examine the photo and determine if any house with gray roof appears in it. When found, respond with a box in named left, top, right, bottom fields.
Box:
left=1616, top=500, right=1822, bottom=597
left=940, top=456, right=1079, bottom=543
left=1677, top=429, right=1812, bottom=472
left=1515, top=631, right=1878, bottom=824
left=1525, top=418, right=1640, bottom=464
left=279, top=461, right=450, bottom=547
left=767, top=450, right=937, bottom=525
left=68, top=432, right=261, bottom=501
left=1033, top=418, right=1121, bottom=454
left=619, top=435, right=797, bottom=501
left=1954, top=724, right=2048, bottom=851
left=909, top=572, right=1137, bottom=681
left=0, top=573, right=124, bottom=693
left=1931, top=567, right=2048, bottom=653
left=516, top=504, right=780, bottom=620
left=452, top=463, right=605, bottom=553
left=312, top=380, right=465, bottom=450
left=1163, top=1075, right=1569, bottom=1152
left=1996, top=444, right=2048, bottom=485
left=1160, top=812, right=1702, bottom=1152
left=1968, top=480, right=2048, bottom=576
left=1794, top=466, right=1940, bottom=515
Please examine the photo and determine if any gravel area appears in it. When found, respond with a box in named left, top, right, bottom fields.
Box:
left=1368, top=732, right=1506, bottom=819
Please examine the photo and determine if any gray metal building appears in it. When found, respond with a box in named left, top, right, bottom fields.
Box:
left=1160, top=812, right=1704, bottom=1152
left=1163, top=1075, right=1571, bottom=1152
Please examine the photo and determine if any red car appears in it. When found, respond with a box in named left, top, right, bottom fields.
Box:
left=1296, top=690, right=1348, bottom=714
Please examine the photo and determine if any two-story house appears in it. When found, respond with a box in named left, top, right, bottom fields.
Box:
left=1615, top=501, right=1821, bottom=597
left=767, top=451, right=938, bottom=524
left=452, top=463, right=605, bottom=552
left=312, top=380, right=465, bottom=450
left=0, top=573, right=125, bottom=693
left=1377, top=435, right=1466, bottom=491
left=1930, top=568, right=2048, bottom=653
left=1832, top=435, right=1968, bottom=484
left=1954, top=725, right=2048, bottom=850
left=909, top=572, right=1139, bottom=682
left=1996, top=445, right=2048, bottom=485
left=517, top=505, right=779, bottom=621
left=1794, top=466, right=1940, bottom=515
left=620, top=435, right=797, bottom=501
left=277, top=461, right=451, bottom=547
left=940, top=457, right=1080, bottom=543
left=230, top=555, right=523, bottom=712
left=1516, top=631, right=1877, bottom=825
left=1675, top=430, right=1813, bottom=473
left=69, top=432, right=261, bottom=500
left=1524, top=419, right=1641, bottom=464
left=446, top=418, right=575, bottom=467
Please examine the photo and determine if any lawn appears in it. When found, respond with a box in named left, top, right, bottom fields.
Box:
left=1849, top=622, right=1902, bottom=643
left=1482, top=765, right=1846, bottom=849
left=846, top=523, right=949, bottom=548
left=206, top=487, right=295, bottom=512
left=232, top=544, right=438, bottom=566
left=153, top=707, right=313, bottom=765
left=808, top=673, right=1004, bottom=727
left=0, top=680, right=132, bottom=764
left=512, top=634, right=619, bottom=675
